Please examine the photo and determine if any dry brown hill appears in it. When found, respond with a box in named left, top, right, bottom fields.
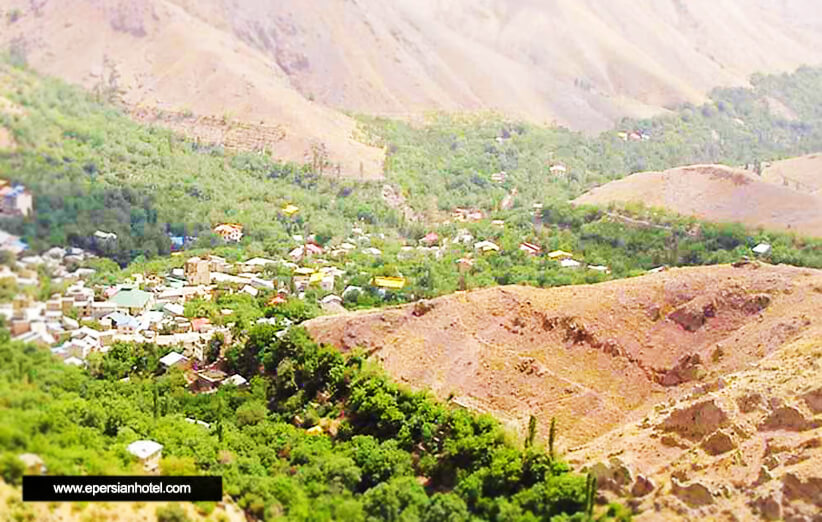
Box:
left=573, top=164, right=822, bottom=237
left=762, top=153, right=822, bottom=195
left=2, top=0, right=822, bottom=159
left=306, top=263, right=822, bottom=520
left=0, top=0, right=385, bottom=178
left=307, top=263, right=822, bottom=446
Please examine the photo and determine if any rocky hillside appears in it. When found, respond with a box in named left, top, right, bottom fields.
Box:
left=573, top=164, right=822, bottom=238
left=307, top=262, right=822, bottom=519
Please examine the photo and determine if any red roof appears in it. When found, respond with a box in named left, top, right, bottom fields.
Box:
left=268, top=295, right=287, bottom=306
left=305, top=243, right=324, bottom=255
left=191, top=318, right=212, bottom=332
left=422, top=232, right=439, bottom=245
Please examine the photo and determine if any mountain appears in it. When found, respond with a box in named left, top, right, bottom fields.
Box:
left=306, top=263, right=822, bottom=520
left=3, top=0, right=822, bottom=174
left=0, top=0, right=386, bottom=178
left=573, top=164, right=822, bottom=237
left=164, top=0, right=822, bottom=131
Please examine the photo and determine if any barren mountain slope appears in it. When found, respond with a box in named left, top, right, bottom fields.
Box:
left=307, top=263, right=822, bottom=448
left=174, top=0, right=822, bottom=131
left=573, top=165, right=822, bottom=237
left=4, top=1, right=822, bottom=140
left=0, top=0, right=385, bottom=178
left=762, top=153, right=822, bottom=195
left=568, top=321, right=822, bottom=521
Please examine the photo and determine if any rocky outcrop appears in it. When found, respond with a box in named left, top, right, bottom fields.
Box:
left=759, top=406, right=817, bottom=432
left=671, top=478, right=715, bottom=507
left=781, top=472, right=822, bottom=508
left=661, top=353, right=706, bottom=386
left=589, top=457, right=633, bottom=495
left=660, top=399, right=730, bottom=441
left=750, top=491, right=783, bottom=521
left=631, top=474, right=655, bottom=497
left=801, top=388, right=822, bottom=414
left=701, top=429, right=737, bottom=455
left=668, top=297, right=714, bottom=332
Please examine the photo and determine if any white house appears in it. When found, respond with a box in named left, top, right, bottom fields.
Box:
left=127, top=440, right=163, bottom=472
left=159, top=351, right=188, bottom=369
left=560, top=259, right=582, bottom=269
left=753, top=243, right=772, bottom=256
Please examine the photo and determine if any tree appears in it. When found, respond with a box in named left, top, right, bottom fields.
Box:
left=155, top=503, right=191, bottom=522
left=526, top=415, right=537, bottom=449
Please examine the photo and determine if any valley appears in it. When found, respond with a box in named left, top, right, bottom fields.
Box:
left=1, top=1, right=822, bottom=520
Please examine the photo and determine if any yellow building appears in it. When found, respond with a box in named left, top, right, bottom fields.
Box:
left=372, top=276, right=406, bottom=290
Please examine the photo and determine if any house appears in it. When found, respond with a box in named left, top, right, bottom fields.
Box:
left=191, top=318, right=212, bottom=333
left=549, top=164, right=567, bottom=176
left=421, top=232, right=439, bottom=246
left=753, top=243, right=772, bottom=256
left=492, top=220, right=505, bottom=227
left=491, top=171, right=507, bottom=183
left=63, top=356, right=85, bottom=367
left=213, top=223, right=243, bottom=242
left=223, top=374, right=248, bottom=388
left=105, top=311, right=143, bottom=334
left=305, top=243, right=324, bottom=256
left=289, top=246, right=305, bottom=261
left=185, top=257, right=211, bottom=285
left=560, top=258, right=582, bottom=269
left=282, top=204, right=300, bottom=217
left=474, top=240, right=500, bottom=253
left=453, top=208, right=484, bottom=222
left=127, top=440, right=163, bottom=472
left=18, top=453, right=46, bottom=475
left=164, top=303, right=185, bottom=317
left=548, top=250, right=574, bottom=260
left=268, top=295, right=287, bottom=306
left=241, top=285, right=259, bottom=297
left=342, top=286, right=363, bottom=300
left=93, top=230, right=117, bottom=242
left=194, top=369, right=227, bottom=392
left=519, top=242, right=541, bottom=256
left=159, top=351, right=188, bottom=369
left=107, top=287, right=154, bottom=315
left=208, top=255, right=231, bottom=272
left=0, top=182, right=33, bottom=216
left=588, top=265, right=611, bottom=274
left=372, top=276, right=406, bottom=290
left=321, top=294, right=343, bottom=306
left=456, top=257, right=474, bottom=273
left=243, top=257, right=276, bottom=272
left=0, top=229, right=27, bottom=255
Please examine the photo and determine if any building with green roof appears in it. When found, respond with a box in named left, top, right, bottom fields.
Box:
left=106, top=287, right=154, bottom=315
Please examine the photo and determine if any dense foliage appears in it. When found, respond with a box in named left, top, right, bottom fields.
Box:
left=0, top=63, right=397, bottom=265
left=0, top=324, right=630, bottom=521
left=4, top=60, right=822, bottom=270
